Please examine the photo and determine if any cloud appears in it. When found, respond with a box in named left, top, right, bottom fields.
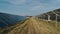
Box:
left=0, top=0, right=60, bottom=16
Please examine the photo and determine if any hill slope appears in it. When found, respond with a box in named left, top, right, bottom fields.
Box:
left=0, top=17, right=60, bottom=34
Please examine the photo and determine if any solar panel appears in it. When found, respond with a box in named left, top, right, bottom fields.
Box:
left=0, top=13, right=26, bottom=28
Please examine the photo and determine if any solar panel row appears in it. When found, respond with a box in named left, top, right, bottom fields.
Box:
left=37, top=9, right=60, bottom=21
left=0, top=13, right=26, bottom=28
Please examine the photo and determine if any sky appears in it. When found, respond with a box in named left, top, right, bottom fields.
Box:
left=0, top=0, right=60, bottom=16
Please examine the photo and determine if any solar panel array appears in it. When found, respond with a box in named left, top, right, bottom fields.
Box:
left=0, top=13, right=26, bottom=28
left=37, top=9, right=60, bottom=21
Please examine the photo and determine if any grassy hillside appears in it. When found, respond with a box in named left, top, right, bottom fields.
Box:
left=0, top=17, right=60, bottom=34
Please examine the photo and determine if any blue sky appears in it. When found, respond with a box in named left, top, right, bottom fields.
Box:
left=0, top=0, right=60, bottom=16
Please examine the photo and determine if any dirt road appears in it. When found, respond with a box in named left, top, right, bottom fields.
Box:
left=7, top=17, right=60, bottom=34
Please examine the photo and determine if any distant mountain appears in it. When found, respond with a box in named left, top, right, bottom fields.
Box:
left=37, top=9, right=60, bottom=21
left=0, top=13, right=26, bottom=28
